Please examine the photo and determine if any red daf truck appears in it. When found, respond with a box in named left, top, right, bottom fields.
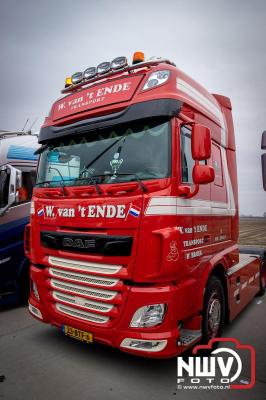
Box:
left=26, top=53, right=266, bottom=358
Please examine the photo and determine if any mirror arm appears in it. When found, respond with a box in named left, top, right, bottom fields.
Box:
left=186, top=184, right=199, bottom=198
left=177, top=184, right=199, bottom=198
left=177, top=160, right=200, bottom=198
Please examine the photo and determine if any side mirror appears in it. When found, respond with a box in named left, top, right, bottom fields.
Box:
left=192, top=124, right=211, bottom=160
left=262, top=131, right=266, bottom=191
left=193, top=164, right=215, bottom=184
left=0, top=165, right=22, bottom=217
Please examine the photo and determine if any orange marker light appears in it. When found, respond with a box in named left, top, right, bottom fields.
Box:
left=132, top=51, right=145, bottom=65
left=65, top=77, right=72, bottom=88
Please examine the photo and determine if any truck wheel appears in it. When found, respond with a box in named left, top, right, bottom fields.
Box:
left=202, top=276, right=225, bottom=343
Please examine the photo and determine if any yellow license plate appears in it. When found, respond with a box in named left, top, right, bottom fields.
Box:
left=62, top=325, right=93, bottom=343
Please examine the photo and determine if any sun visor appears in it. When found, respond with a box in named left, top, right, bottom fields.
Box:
left=38, top=99, right=182, bottom=144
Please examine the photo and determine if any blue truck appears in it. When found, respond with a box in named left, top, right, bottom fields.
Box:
left=0, top=131, right=39, bottom=305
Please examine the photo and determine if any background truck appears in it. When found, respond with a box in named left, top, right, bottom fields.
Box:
left=0, top=131, right=38, bottom=305
left=27, top=53, right=266, bottom=358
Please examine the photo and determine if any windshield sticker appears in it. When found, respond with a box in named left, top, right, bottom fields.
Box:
left=37, top=208, right=44, bottom=217
left=110, top=152, right=123, bottom=179
left=127, top=205, right=141, bottom=218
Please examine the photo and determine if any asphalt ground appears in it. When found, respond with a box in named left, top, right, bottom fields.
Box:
left=0, top=294, right=265, bottom=400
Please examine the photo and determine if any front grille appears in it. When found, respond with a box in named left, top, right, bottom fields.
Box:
left=49, top=267, right=118, bottom=287
left=53, top=291, right=113, bottom=312
left=47, top=256, right=127, bottom=326
left=48, top=256, right=122, bottom=275
left=56, top=303, right=109, bottom=324
left=50, top=279, right=117, bottom=300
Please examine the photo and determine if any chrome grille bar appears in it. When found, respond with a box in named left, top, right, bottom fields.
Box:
left=50, top=278, right=117, bottom=300
left=53, top=291, right=113, bottom=313
left=49, top=267, right=118, bottom=287
left=56, top=303, right=109, bottom=324
left=48, top=256, right=122, bottom=275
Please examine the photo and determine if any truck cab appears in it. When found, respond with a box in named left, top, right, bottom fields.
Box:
left=27, top=54, right=264, bottom=357
left=0, top=131, right=38, bottom=304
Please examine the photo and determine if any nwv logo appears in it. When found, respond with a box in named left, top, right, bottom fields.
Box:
left=178, top=349, right=241, bottom=380
left=177, top=338, right=255, bottom=390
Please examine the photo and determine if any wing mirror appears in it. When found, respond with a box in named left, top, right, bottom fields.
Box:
left=192, top=124, right=211, bottom=160
left=193, top=164, right=215, bottom=184
left=178, top=123, right=214, bottom=198
left=0, top=165, right=22, bottom=217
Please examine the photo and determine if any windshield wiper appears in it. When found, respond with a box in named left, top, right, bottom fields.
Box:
left=36, top=173, right=147, bottom=194
left=76, top=176, right=103, bottom=194
left=36, top=176, right=103, bottom=195
left=47, top=167, right=68, bottom=195
left=89, top=173, right=148, bottom=193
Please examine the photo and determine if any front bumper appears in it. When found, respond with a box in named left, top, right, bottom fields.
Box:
left=29, top=265, right=192, bottom=358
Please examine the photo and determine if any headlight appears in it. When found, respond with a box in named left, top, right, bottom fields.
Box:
left=130, top=304, right=166, bottom=328
left=142, top=70, right=170, bottom=91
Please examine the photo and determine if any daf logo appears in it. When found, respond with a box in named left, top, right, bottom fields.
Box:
left=63, top=237, right=96, bottom=249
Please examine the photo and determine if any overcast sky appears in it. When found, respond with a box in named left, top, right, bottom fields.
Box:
left=0, top=0, right=265, bottom=215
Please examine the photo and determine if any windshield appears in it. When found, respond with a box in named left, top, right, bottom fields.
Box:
left=36, top=118, right=171, bottom=187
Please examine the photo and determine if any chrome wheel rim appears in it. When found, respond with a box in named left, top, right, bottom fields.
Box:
left=208, top=294, right=221, bottom=338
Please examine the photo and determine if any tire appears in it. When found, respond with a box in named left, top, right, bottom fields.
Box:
left=202, top=275, right=225, bottom=344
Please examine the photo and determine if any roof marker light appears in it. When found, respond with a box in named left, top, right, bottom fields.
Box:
left=111, top=56, right=128, bottom=70
left=71, top=72, right=83, bottom=85
left=83, top=67, right=97, bottom=80
left=132, top=51, right=145, bottom=64
left=97, top=61, right=111, bottom=75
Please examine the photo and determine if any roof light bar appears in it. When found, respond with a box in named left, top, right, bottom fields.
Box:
left=83, top=67, right=97, bottom=80
left=63, top=54, right=175, bottom=93
left=111, top=56, right=128, bottom=70
left=71, top=72, right=83, bottom=85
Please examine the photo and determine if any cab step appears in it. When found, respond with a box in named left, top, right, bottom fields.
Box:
left=177, top=329, right=202, bottom=347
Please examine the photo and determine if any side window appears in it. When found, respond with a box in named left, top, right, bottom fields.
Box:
left=16, top=169, right=37, bottom=204
left=180, top=126, right=193, bottom=183
left=212, top=144, right=223, bottom=186
left=0, top=169, right=10, bottom=208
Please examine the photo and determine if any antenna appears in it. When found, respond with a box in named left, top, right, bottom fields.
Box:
left=28, top=117, right=38, bottom=133
left=22, top=118, right=29, bottom=132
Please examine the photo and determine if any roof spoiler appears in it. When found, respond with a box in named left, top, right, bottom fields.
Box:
left=212, top=94, right=232, bottom=110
